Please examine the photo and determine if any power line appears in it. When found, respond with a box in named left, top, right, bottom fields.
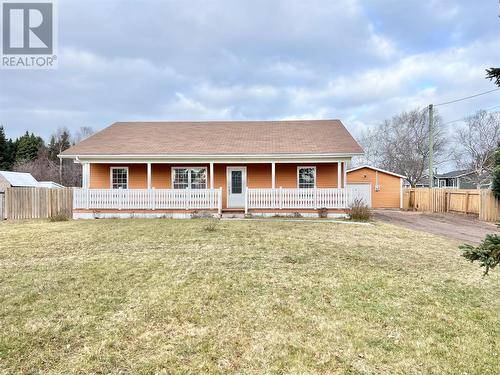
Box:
left=441, top=104, right=500, bottom=126
left=434, top=88, right=500, bottom=106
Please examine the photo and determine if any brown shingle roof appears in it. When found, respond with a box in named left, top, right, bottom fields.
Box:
left=61, top=120, right=363, bottom=156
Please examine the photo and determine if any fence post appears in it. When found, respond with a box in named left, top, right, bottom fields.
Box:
left=465, top=191, right=469, bottom=214
left=218, top=187, right=222, bottom=215
left=244, top=187, right=248, bottom=214
left=86, top=189, right=90, bottom=210
left=151, top=187, right=156, bottom=210
left=119, top=188, right=123, bottom=210
left=314, top=188, right=317, bottom=210
left=279, top=187, right=283, bottom=210
left=5, top=189, right=9, bottom=220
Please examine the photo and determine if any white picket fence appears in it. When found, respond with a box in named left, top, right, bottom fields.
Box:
left=73, top=186, right=370, bottom=215
left=74, top=188, right=222, bottom=213
left=246, top=187, right=361, bottom=211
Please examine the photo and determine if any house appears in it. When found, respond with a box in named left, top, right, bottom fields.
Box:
left=347, top=165, right=406, bottom=209
left=434, top=170, right=484, bottom=189
left=410, top=170, right=485, bottom=189
left=0, top=171, right=40, bottom=193
left=59, top=120, right=365, bottom=218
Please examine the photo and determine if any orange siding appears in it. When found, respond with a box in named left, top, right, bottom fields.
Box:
left=90, top=164, right=111, bottom=188
left=151, top=164, right=171, bottom=188
left=90, top=164, right=211, bottom=189
left=276, top=163, right=341, bottom=188
left=214, top=164, right=228, bottom=208
left=89, top=162, right=343, bottom=210
left=347, top=167, right=401, bottom=208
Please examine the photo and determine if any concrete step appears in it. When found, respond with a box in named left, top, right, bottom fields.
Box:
left=221, top=212, right=245, bottom=219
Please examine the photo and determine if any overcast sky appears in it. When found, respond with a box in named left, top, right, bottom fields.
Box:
left=1, top=0, right=499, bottom=141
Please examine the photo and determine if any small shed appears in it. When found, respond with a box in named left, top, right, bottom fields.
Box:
left=38, top=181, right=64, bottom=189
left=0, top=171, right=40, bottom=193
left=347, top=165, right=406, bottom=209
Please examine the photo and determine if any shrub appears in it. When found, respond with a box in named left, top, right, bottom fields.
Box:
left=49, top=209, right=71, bottom=222
left=191, top=210, right=215, bottom=219
left=460, top=234, right=500, bottom=276
left=203, top=218, right=220, bottom=232
left=318, top=207, right=328, bottom=218
left=348, top=198, right=372, bottom=221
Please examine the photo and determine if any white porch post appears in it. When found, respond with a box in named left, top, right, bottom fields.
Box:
left=82, top=163, right=90, bottom=189
left=337, top=161, right=341, bottom=188
left=271, top=162, right=276, bottom=189
left=210, top=162, right=214, bottom=189
left=343, top=161, right=347, bottom=188
left=147, top=163, right=152, bottom=189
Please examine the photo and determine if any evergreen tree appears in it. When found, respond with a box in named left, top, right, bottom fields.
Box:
left=491, top=144, right=500, bottom=198
left=15, top=131, right=44, bottom=162
left=0, top=126, right=7, bottom=170
left=4, top=138, right=17, bottom=170
left=486, top=67, right=500, bottom=87
left=47, top=128, right=71, bottom=162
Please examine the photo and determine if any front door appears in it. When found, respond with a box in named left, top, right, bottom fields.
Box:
left=227, top=167, right=246, bottom=208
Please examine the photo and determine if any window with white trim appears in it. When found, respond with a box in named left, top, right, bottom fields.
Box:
left=173, top=167, right=207, bottom=189
left=298, top=167, right=316, bottom=189
left=111, top=168, right=128, bottom=189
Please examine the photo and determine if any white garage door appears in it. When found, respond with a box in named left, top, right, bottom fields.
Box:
left=347, top=183, right=372, bottom=207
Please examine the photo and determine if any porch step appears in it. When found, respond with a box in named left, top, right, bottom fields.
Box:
left=221, top=210, right=245, bottom=219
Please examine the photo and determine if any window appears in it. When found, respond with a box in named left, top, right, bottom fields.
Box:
left=298, top=167, right=316, bottom=189
left=173, top=167, right=207, bottom=189
left=231, top=170, right=242, bottom=194
left=111, top=167, right=128, bottom=189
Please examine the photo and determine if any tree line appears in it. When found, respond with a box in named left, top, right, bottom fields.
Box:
left=357, top=69, right=500, bottom=188
left=0, top=126, right=94, bottom=187
left=356, top=108, right=500, bottom=188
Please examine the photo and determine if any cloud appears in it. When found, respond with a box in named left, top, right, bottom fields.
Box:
left=0, top=0, right=498, bottom=146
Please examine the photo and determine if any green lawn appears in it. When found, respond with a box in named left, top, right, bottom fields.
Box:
left=0, top=219, right=498, bottom=374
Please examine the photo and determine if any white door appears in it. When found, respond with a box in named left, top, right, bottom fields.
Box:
left=227, top=167, right=247, bottom=208
left=348, top=183, right=372, bottom=207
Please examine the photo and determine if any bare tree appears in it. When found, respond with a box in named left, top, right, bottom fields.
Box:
left=352, top=127, right=384, bottom=167
left=355, top=108, right=447, bottom=186
left=454, top=110, right=500, bottom=187
left=48, top=127, right=71, bottom=184
left=73, top=126, right=94, bottom=144
left=14, top=146, right=59, bottom=182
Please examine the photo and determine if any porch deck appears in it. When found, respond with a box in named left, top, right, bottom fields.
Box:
left=73, top=187, right=368, bottom=218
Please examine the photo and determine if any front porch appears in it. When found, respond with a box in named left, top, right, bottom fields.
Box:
left=73, top=187, right=355, bottom=218
left=74, top=160, right=364, bottom=218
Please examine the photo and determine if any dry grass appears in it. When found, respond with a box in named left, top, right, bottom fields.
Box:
left=0, top=219, right=498, bottom=374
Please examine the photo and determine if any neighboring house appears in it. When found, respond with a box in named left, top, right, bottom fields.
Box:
left=0, top=171, right=40, bottom=193
left=0, top=171, right=63, bottom=192
left=347, top=165, right=406, bottom=209
left=59, top=120, right=365, bottom=218
left=409, top=170, right=486, bottom=189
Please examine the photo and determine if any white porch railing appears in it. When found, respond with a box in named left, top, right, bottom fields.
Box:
left=73, top=188, right=222, bottom=213
left=246, top=188, right=357, bottom=211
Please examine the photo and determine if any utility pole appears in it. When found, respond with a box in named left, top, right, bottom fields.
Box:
left=428, top=104, right=434, bottom=188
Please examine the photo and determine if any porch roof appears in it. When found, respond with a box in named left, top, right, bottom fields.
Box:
left=60, top=120, right=363, bottom=158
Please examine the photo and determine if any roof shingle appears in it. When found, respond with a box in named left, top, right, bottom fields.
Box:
left=61, top=120, right=363, bottom=156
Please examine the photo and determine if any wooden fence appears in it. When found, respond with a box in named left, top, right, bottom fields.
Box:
left=4, top=187, right=73, bottom=220
left=403, top=188, right=500, bottom=222
left=0, top=193, right=4, bottom=220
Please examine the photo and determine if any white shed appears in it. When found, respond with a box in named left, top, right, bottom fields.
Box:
left=0, top=171, right=40, bottom=192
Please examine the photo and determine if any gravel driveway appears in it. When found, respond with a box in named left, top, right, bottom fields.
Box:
left=374, top=210, right=498, bottom=244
